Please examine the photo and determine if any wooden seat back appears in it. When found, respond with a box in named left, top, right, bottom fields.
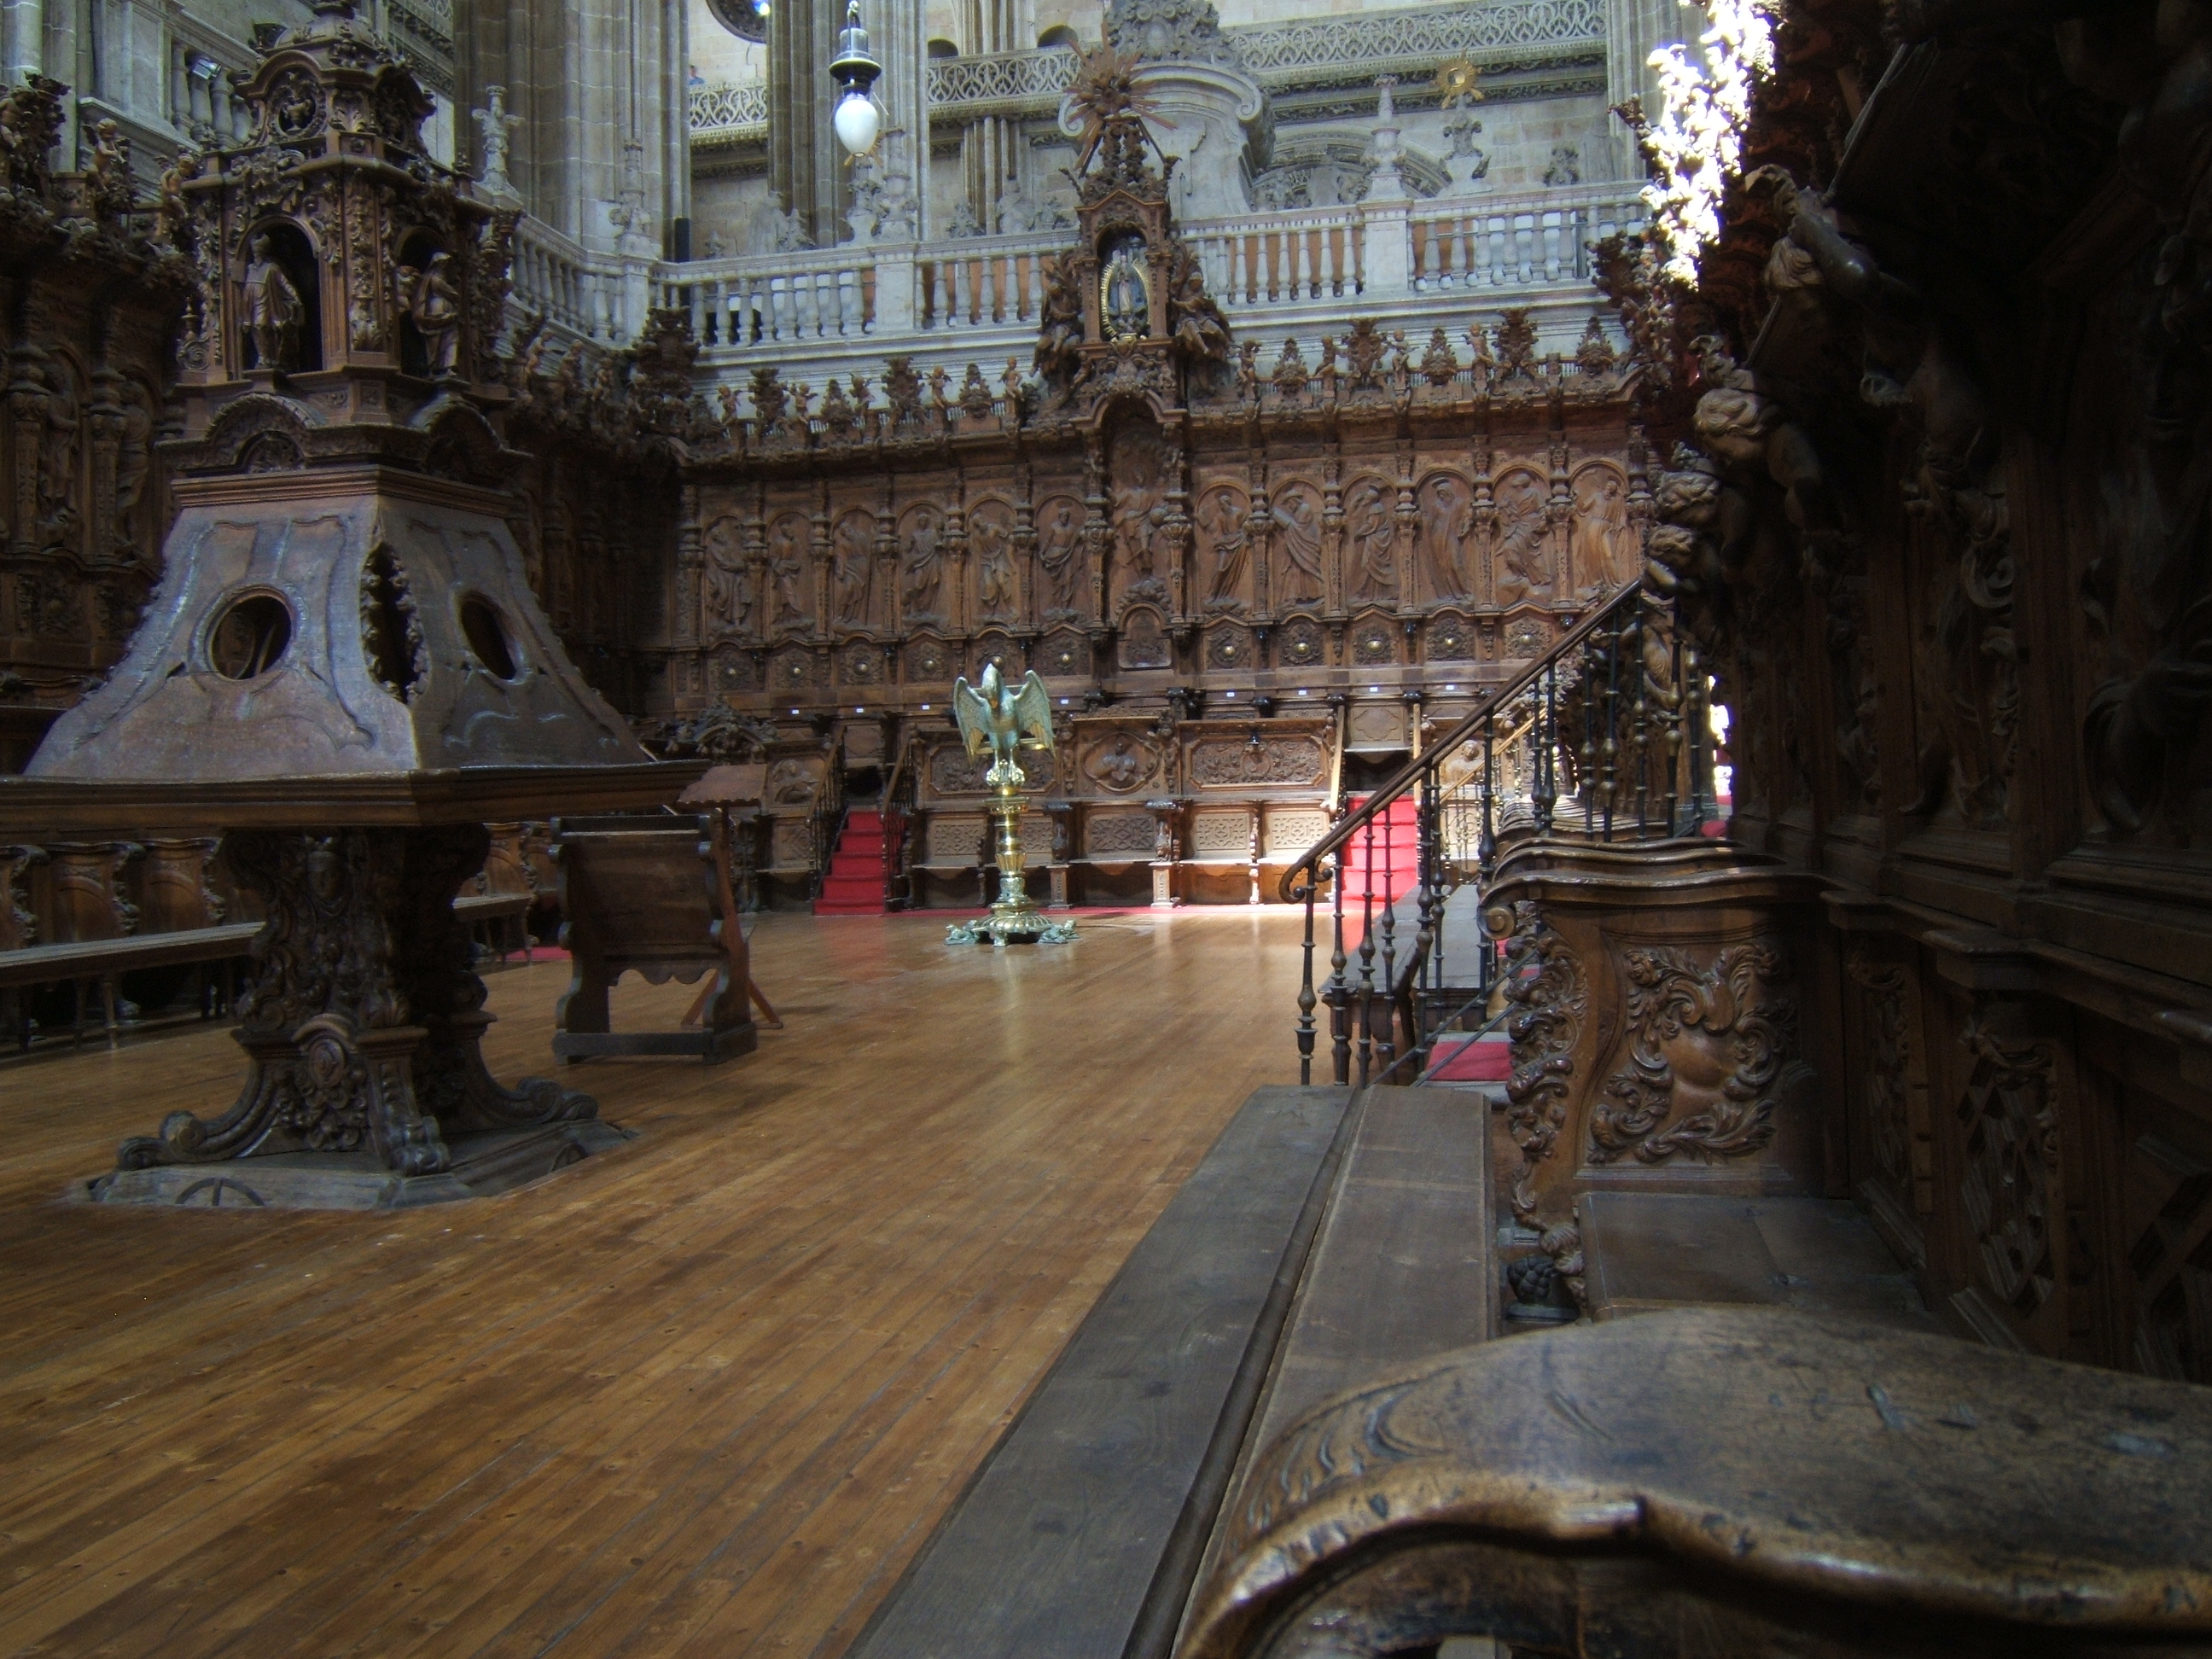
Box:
left=1185, top=1307, right=2212, bottom=1658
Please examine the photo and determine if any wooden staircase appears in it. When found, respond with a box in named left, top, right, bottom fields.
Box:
left=812, top=807, right=899, bottom=916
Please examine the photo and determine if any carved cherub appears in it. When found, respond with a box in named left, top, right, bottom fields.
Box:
left=86, top=119, right=133, bottom=221
left=928, top=364, right=951, bottom=410
left=155, top=147, right=201, bottom=249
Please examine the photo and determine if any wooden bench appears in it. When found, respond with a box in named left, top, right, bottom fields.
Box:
left=0, top=923, right=261, bottom=1047
left=550, top=812, right=763, bottom=1062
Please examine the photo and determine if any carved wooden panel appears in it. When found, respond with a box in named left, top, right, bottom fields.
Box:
left=1189, top=736, right=1325, bottom=788
left=1085, top=812, right=1155, bottom=857
left=1263, top=807, right=1330, bottom=857
left=1189, top=810, right=1253, bottom=858
left=926, top=814, right=987, bottom=864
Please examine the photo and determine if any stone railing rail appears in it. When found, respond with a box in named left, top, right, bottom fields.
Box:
left=620, top=182, right=1645, bottom=373
left=513, top=218, right=649, bottom=344
left=689, top=0, right=1607, bottom=137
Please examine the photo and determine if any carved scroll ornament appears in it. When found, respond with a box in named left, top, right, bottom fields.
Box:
left=1588, top=939, right=1810, bottom=1166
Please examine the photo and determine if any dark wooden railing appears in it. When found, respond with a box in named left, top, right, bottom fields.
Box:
left=1283, top=583, right=1717, bottom=1086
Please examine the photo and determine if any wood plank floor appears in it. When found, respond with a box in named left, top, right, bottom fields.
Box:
left=0, top=908, right=1309, bottom=1659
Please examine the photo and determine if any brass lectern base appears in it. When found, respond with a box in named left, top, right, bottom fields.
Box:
left=946, top=907, right=1080, bottom=947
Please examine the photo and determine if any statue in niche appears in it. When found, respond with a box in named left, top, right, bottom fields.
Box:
left=768, top=516, right=808, bottom=627
left=900, top=506, right=943, bottom=621
left=1102, top=237, right=1149, bottom=341
left=1086, top=732, right=1151, bottom=791
left=114, top=388, right=153, bottom=536
left=1199, top=486, right=1249, bottom=607
left=1570, top=467, right=1633, bottom=596
left=396, top=253, right=461, bottom=376
left=1344, top=478, right=1398, bottom=601
left=242, top=232, right=305, bottom=371
left=702, top=517, right=753, bottom=639
left=832, top=510, right=874, bottom=625
left=1418, top=474, right=1470, bottom=599
left=1274, top=486, right=1325, bottom=604
left=1037, top=496, right=1085, bottom=614
left=1494, top=473, right=1551, bottom=604
left=974, top=506, right=1016, bottom=618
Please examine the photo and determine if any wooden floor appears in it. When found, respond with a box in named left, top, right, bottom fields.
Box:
left=0, top=908, right=1308, bottom=1659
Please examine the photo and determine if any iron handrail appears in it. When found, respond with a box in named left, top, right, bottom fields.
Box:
left=1276, top=581, right=1648, bottom=903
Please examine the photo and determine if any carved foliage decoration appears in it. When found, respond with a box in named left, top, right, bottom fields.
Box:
left=1502, top=899, right=1585, bottom=1224
left=1086, top=811, right=1156, bottom=855
left=1190, top=736, right=1324, bottom=786
left=1957, top=1016, right=2063, bottom=1319
left=1846, top=947, right=1922, bottom=1220
left=1587, top=939, right=1810, bottom=1166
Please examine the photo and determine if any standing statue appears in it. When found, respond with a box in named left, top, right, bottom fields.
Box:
left=396, top=252, right=461, bottom=376
left=947, top=661, right=1074, bottom=946
left=471, top=84, right=521, bottom=196
left=242, top=232, right=304, bottom=371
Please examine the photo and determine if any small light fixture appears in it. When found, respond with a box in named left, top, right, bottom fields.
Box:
left=1445, top=684, right=1458, bottom=692
left=1298, top=688, right=1309, bottom=696
left=1059, top=697, right=1068, bottom=705
left=1224, top=690, right=1235, bottom=699
left=1369, top=685, right=1381, bottom=694
left=830, top=0, right=882, bottom=156
left=790, top=707, right=800, bottom=714
left=921, top=702, right=931, bottom=710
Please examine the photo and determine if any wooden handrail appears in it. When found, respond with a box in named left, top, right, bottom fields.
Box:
left=1277, top=582, right=1646, bottom=902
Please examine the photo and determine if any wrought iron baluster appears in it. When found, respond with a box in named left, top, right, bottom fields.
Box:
left=1581, top=635, right=1598, bottom=836
left=1601, top=607, right=1622, bottom=841
left=1533, top=660, right=1558, bottom=831
left=1356, top=820, right=1377, bottom=1088
left=1295, top=869, right=1318, bottom=1085
left=1663, top=597, right=1684, bottom=835
left=1328, top=848, right=1350, bottom=1085
left=1377, top=806, right=1397, bottom=1082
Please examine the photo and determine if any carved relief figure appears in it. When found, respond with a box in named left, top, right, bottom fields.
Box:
left=1086, top=731, right=1154, bottom=791
left=767, top=514, right=808, bottom=628
left=1570, top=463, right=1633, bottom=597
left=1109, top=428, right=1170, bottom=602
left=972, top=501, right=1016, bottom=619
left=1344, top=478, right=1397, bottom=602
left=1493, top=469, right=1551, bottom=603
left=1198, top=484, right=1249, bottom=608
left=832, top=509, right=875, bottom=626
left=114, top=383, right=154, bottom=539
left=1273, top=483, right=1325, bottom=604
left=1037, top=495, right=1085, bottom=615
left=899, top=504, right=944, bottom=622
left=1417, top=474, right=1470, bottom=601
left=242, top=231, right=305, bottom=370
left=38, top=357, right=79, bottom=538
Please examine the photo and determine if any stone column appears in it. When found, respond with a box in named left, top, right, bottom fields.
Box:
left=1605, top=0, right=1689, bottom=180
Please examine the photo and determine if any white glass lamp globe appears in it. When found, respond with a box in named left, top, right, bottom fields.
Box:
left=835, top=91, right=880, bottom=156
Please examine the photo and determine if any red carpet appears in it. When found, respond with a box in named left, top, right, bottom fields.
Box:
left=1426, top=1036, right=1512, bottom=1082
left=815, top=809, right=900, bottom=915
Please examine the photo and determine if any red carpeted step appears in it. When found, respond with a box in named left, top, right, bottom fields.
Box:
left=812, top=810, right=902, bottom=916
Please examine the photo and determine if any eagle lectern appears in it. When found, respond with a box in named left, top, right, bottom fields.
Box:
left=0, top=2, right=693, bottom=1207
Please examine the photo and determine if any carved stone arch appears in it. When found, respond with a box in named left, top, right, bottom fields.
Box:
left=1117, top=603, right=1172, bottom=671
left=1567, top=457, right=1636, bottom=597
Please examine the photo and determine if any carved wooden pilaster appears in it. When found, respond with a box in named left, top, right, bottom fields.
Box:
left=85, top=367, right=125, bottom=566
left=1322, top=443, right=1344, bottom=618
left=1083, top=431, right=1109, bottom=638
left=673, top=480, right=702, bottom=650
left=1394, top=439, right=1418, bottom=607
left=1013, top=454, right=1037, bottom=630
left=1162, top=431, right=1191, bottom=626
left=8, top=343, right=49, bottom=555
left=743, top=479, right=768, bottom=647
left=810, top=475, right=831, bottom=643
left=944, top=463, right=969, bottom=639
